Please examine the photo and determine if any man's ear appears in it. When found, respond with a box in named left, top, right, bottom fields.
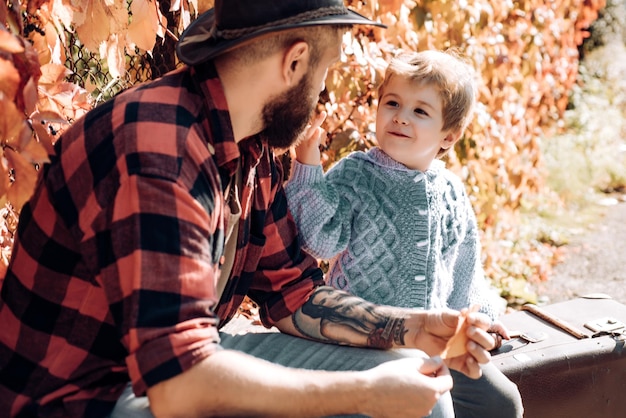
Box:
left=282, top=41, right=310, bottom=86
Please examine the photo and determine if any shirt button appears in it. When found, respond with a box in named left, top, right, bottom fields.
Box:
left=415, top=275, right=426, bottom=281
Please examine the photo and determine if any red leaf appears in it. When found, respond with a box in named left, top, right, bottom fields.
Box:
left=0, top=28, right=24, bottom=53
left=0, top=98, right=25, bottom=144
left=0, top=57, right=20, bottom=101
left=4, top=148, right=38, bottom=212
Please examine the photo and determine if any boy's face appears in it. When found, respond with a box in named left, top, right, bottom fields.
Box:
left=375, top=75, right=456, bottom=171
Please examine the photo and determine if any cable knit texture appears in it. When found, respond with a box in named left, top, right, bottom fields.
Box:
left=285, top=147, right=502, bottom=320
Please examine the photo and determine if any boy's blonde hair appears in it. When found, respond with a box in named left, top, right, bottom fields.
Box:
left=378, top=49, right=478, bottom=156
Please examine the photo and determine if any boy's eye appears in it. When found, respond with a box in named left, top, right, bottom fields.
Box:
left=414, top=107, right=429, bottom=116
left=385, top=100, right=399, bottom=107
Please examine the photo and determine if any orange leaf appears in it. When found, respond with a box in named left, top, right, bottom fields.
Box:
left=0, top=28, right=24, bottom=53
left=31, top=109, right=68, bottom=145
left=128, top=0, right=159, bottom=52
left=101, top=34, right=126, bottom=79
left=31, top=120, right=56, bottom=155
left=28, top=27, right=51, bottom=66
left=31, top=109, right=67, bottom=125
left=375, top=0, right=401, bottom=15
left=21, top=135, right=51, bottom=166
left=39, top=63, right=71, bottom=86
left=0, top=57, right=20, bottom=101
left=37, top=83, right=90, bottom=123
left=4, top=148, right=39, bottom=212
left=27, top=0, right=49, bottom=15
left=441, top=305, right=480, bottom=359
left=196, top=0, right=214, bottom=14
left=10, top=41, right=42, bottom=113
left=0, top=155, right=9, bottom=204
left=0, top=98, right=25, bottom=144
left=74, top=1, right=119, bottom=53
left=23, top=77, right=38, bottom=116
left=14, top=123, right=33, bottom=151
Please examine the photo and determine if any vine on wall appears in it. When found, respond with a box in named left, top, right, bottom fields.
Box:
left=0, top=0, right=605, bottom=303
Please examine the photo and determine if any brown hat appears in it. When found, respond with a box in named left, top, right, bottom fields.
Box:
left=176, top=0, right=386, bottom=66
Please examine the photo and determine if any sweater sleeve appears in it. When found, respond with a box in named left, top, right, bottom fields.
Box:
left=284, top=160, right=353, bottom=259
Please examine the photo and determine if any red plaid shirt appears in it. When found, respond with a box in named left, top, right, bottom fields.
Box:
left=0, top=61, right=323, bottom=417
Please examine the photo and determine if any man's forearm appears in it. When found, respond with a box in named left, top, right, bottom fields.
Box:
left=275, top=286, right=426, bottom=349
left=147, top=349, right=371, bottom=417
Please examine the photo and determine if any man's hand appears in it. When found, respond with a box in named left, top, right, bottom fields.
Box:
left=292, top=111, right=326, bottom=165
left=486, top=320, right=511, bottom=351
left=361, top=355, right=453, bottom=418
left=412, top=309, right=496, bottom=379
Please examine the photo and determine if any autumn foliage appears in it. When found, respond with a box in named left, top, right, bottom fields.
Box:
left=0, top=0, right=605, bottom=303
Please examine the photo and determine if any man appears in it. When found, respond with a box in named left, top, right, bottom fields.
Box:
left=0, top=1, right=504, bottom=417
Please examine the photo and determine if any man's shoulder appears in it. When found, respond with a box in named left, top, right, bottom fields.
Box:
left=116, top=67, right=201, bottom=111
left=55, top=67, right=210, bottom=186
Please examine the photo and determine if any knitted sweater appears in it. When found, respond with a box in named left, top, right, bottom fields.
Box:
left=285, top=147, right=502, bottom=320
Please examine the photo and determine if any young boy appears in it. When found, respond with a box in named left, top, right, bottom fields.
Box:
left=286, top=49, right=524, bottom=418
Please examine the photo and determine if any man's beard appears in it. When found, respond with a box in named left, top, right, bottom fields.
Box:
left=262, top=73, right=317, bottom=149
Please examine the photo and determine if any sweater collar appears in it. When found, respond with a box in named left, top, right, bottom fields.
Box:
left=365, top=147, right=444, bottom=177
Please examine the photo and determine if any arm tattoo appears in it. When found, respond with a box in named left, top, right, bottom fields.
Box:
left=367, top=316, right=407, bottom=349
left=292, top=286, right=409, bottom=349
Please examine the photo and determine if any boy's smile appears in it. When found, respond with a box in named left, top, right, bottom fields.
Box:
left=375, top=75, right=456, bottom=171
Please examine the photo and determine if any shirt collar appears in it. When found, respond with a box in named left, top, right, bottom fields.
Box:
left=190, top=61, right=241, bottom=174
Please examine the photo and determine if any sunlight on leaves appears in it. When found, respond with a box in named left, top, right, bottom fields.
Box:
left=128, top=0, right=161, bottom=52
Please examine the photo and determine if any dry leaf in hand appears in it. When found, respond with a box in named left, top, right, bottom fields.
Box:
left=441, top=305, right=480, bottom=359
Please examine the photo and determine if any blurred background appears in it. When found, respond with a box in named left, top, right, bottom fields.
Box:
left=1, top=0, right=624, bottom=309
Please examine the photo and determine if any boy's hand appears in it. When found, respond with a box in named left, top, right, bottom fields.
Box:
left=293, top=111, right=327, bottom=166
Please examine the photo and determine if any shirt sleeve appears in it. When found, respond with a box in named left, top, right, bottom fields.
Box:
left=107, top=174, right=222, bottom=396
left=246, top=159, right=325, bottom=327
left=284, top=160, right=354, bottom=259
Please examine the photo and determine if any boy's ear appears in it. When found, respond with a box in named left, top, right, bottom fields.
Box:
left=441, top=130, right=462, bottom=149
left=281, top=41, right=310, bottom=86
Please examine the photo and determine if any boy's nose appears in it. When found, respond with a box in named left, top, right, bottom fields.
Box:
left=393, top=114, right=409, bottom=125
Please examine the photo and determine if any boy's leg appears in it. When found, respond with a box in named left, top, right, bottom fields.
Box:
left=450, top=362, right=524, bottom=418
left=110, top=326, right=454, bottom=418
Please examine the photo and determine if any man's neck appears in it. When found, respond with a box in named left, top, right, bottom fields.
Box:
left=214, top=58, right=278, bottom=143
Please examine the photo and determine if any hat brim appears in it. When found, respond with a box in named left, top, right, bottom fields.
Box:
left=177, top=9, right=386, bottom=66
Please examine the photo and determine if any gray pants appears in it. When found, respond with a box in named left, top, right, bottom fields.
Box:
left=111, top=325, right=522, bottom=418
